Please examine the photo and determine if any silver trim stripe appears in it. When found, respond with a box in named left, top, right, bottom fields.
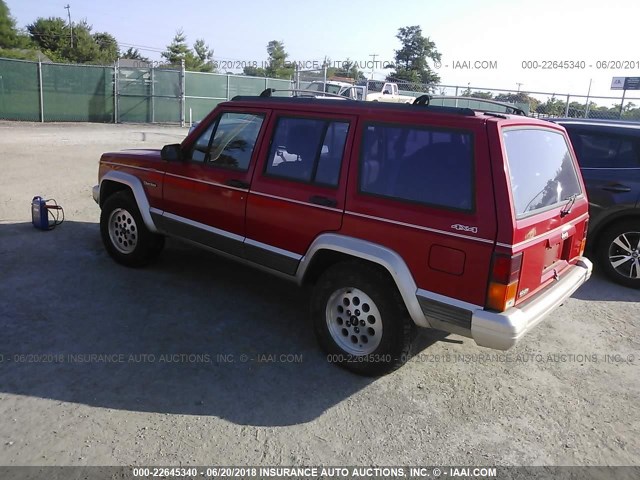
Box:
left=156, top=210, right=303, bottom=260
left=345, top=210, right=495, bottom=244
left=162, top=211, right=245, bottom=242
left=250, top=190, right=343, bottom=213
left=245, top=238, right=303, bottom=260
left=164, top=172, right=249, bottom=193
left=102, top=161, right=162, bottom=174
left=102, top=162, right=250, bottom=192
left=496, top=212, right=589, bottom=249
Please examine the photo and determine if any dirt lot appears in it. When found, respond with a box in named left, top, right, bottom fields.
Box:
left=0, top=122, right=638, bottom=467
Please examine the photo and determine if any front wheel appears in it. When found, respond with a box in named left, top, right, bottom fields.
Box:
left=596, top=220, right=640, bottom=289
left=311, top=262, right=415, bottom=376
left=100, top=191, right=164, bottom=267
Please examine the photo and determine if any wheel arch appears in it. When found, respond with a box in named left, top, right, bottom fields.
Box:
left=99, top=171, right=158, bottom=233
left=590, top=209, right=640, bottom=251
left=297, top=233, right=430, bottom=328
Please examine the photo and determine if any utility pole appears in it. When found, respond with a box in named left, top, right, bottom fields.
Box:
left=585, top=79, right=592, bottom=118
left=516, top=82, right=523, bottom=92
left=369, top=53, right=378, bottom=80
left=64, top=4, right=73, bottom=48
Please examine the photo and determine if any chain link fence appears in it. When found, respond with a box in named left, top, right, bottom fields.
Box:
left=0, top=57, right=292, bottom=125
left=2, top=56, right=639, bottom=123
left=423, top=83, right=640, bottom=121
left=0, top=58, right=114, bottom=122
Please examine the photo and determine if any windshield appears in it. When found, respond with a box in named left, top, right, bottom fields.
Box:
left=366, top=81, right=383, bottom=93
left=502, top=128, right=582, bottom=217
left=305, top=82, right=324, bottom=92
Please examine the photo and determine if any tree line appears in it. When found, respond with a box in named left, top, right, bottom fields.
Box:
left=1, top=0, right=636, bottom=119
left=0, top=1, right=440, bottom=84
left=460, top=88, right=640, bottom=120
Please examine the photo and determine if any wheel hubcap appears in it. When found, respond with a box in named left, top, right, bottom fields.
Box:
left=608, top=231, right=640, bottom=279
left=108, top=208, right=138, bottom=254
left=326, top=288, right=382, bottom=355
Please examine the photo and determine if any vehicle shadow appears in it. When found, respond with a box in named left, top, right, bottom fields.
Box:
left=0, top=221, right=441, bottom=426
left=571, top=261, right=640, bottom=303
left=0, top=221, right=382, bottom=426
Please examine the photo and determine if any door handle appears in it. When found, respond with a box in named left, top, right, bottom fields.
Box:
left=601, top=184, right=631, bottom=193
left=225, top=179, right=250, bottom=189
left=309, top=195, right=337, bottom=208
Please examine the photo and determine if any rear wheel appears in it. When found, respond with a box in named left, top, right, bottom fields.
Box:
left=596, top=220, right=640, bottom=289
left=100, top=191, right=164, bottom=267
left=311, top=262, right=415, bottom=376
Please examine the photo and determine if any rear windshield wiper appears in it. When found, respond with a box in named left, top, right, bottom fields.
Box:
left=560, top=194, right=578, bottom=218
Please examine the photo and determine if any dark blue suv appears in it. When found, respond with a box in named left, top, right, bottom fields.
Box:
left=551, top=119, right=640, bottom=289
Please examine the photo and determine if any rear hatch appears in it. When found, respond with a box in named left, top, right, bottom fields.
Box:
left=488, top=121, right=589, bottom=309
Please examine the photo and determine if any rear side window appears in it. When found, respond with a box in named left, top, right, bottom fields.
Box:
left=503, top=128, right=582, bottom=217
left=359, top=124, right=474, bottom=211
left=264, top=117, right=349, bottom=187
left=566, top=131, right=640, bottom=169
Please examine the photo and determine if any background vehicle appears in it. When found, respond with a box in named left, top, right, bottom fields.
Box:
left=359, top=81, right=415, bottom=103
left=550, top=119, right=640, bottom=288
left=303, top=80, right=352, bottom=96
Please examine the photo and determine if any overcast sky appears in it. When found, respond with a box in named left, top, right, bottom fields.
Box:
left=7, top=0, right=640, bottom=102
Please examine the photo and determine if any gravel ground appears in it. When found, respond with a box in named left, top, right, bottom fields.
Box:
left=0, top=122, right=638, bottom=467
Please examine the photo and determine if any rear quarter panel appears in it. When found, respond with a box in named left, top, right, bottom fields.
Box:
left=342, top=111, right=497, bottom=307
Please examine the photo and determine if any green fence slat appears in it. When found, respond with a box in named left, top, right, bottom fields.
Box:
left=42, top=63, right=114, bottom=122
left=0, top=58, right=40, bottom=121
left=186, top=72, right=227, bottom=99
left=0, top=57, right=297, bottom=124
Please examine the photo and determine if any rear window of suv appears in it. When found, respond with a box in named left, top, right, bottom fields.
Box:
left=503, top=128, right=582, bottom=218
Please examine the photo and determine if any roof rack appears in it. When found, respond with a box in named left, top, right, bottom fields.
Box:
left=258, top=88, right=352, bottom=100
left=422, top=96, right=527, bottom=116
left=230, top=94, right=477, bottom=116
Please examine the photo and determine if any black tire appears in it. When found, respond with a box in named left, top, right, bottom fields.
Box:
left=311, top=261, right=416, bottom=376
left=595, top=220, right=640, bottom=289
left=100, top=191, right=164, bottom=267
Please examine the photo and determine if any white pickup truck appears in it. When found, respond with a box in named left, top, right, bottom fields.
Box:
left=338, top=81, right=415, bottom=103
left=366, top=82, right=415, bottom=103
left=303, top=81, right=352, bottom=97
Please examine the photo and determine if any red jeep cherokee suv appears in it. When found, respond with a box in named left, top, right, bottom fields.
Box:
left=93, top=95, right=593, bottom=375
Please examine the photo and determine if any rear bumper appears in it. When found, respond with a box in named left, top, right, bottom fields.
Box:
left=471, top=257, right=593, bottom=350
left=92, top=185, right=100, bottom=204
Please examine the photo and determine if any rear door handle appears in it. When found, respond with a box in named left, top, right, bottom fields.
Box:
left=309, top=195, right=337, bottom=208
left=601, top=184, right=631, bottom=193
left=225, top=179, right=250, bottom=189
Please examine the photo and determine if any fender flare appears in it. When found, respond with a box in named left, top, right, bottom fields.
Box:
left=297, top=233, right=430, bottom=328
left=99, top=170, right=159, bottom=233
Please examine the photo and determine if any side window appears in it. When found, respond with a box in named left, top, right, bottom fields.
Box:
left=190, top=113, right=264, bottom=170
left=359, top=124, right=474, bottom=211
left=568, top=131, right=640, bottom=169
left=265, top=117, right=349, bottom=187
left=191, top=123, right=216, bottom=163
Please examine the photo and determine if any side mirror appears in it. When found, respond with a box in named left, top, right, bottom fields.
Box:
left=161, top=143, right=183, bottom=161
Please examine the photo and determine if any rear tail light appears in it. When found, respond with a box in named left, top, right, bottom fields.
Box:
left=486, top=252, right=523, bottom=312
left=579, top=219, right=589, bottom=256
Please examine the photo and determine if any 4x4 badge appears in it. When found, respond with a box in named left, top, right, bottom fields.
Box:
left=451, top=224, right=478, bottom=234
